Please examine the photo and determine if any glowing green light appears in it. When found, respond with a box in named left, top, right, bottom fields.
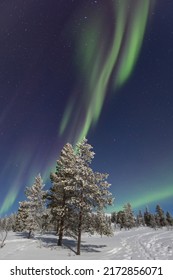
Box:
left=116, top=0, right=150, bottom=86
left=0, top=188, right=19, bottom=215
left=111, top=185, right=173, bottom=212
left=59, top=0, right=155, bottom=144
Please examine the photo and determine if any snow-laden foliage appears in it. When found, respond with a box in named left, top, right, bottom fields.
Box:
left=47, top=138, right=113, bottom=255
left=112, top=204, right=173, bottom=230
left=15, top=174, right=47, bottom=238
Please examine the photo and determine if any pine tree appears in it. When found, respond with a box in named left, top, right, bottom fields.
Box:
left=48, top=138, right=113, bottom=255
left=25, top=174, right=47, bottom=233
left=136, top=210, right=145, bottom=227
left=91, top=211, right=113, bottom=237
left=73, top=138, right=113, bottom=255
left=15, top=174, right=47, bottom=238
left=111, top=211, right=117, bottom=223
left=14, top=201, right=29, bottom=233
left=166, top=211, right=173, bottom=227
left=123, top=203, right=135, bottom=229
left=116, top=210, right=126, bottom=230
left=144, top=207, right=152, bottom=227
left=155, top=204, right=166, bottom=227
left=144, top=207, right=157, bottom=228
left=47, top=143, right=77, bottom=246
left=150, top=214, right=157, bottom=229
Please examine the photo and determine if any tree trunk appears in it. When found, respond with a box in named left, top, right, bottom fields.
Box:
left=76, top=210, right=82, bottom=255
left=58, top=217, right=64, bottom=246
left=57, top=192, right=66, bottom=246
left=28, top=230, right=32, bottom=239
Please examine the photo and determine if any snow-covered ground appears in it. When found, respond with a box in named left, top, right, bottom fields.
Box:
left=0, top=227, right=173, bottom=260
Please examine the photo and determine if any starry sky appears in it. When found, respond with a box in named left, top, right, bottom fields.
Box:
left=0, top=0, right=173, bottom=216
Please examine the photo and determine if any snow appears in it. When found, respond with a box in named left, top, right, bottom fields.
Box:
left=0, top=227, right=173, bottom=260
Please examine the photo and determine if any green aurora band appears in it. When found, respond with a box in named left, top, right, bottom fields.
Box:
left=60, top=0, right=155, bottom=143
left=0, top=187, right=18, bottom=216
left=111, top=184, right=173, bottom=212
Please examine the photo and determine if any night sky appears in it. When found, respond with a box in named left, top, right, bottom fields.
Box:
left=0, top=0, right=173, bottom=216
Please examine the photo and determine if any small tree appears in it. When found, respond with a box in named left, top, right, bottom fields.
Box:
left=15, top=174, right=47, bottom=238
left=14, top=201, right=30, bottom=234
left=91, top=211, right=113, bottom=237
left=25, top=174, right=47, bottom=234
left=155, top=205, right=166, bottom=227
left=144, top=208, right=157, bottom=228
left=166, top=211, right=173, bottom=227
left=144, top=207, right=152, bottom=227
left=116, top=210, right=126, bottom=230
left=123, top=203, right=135, bottom=229
left=111, top=211, right=117, bottom=223
left=136, top=210, right=145, bottom=227
left=0, top=216, right=11, bottom=248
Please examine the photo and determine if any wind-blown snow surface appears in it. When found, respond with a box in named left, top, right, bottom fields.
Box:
left=0, top=227, right=173, bottom=260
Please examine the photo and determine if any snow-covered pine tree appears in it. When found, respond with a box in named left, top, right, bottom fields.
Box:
left=150, top=214, right=157, bottom=229
left=25, top=174, right=47, bottom=234
left=155, top=204, right=166, bottom=227
left=144, top=207, right=157, bottom=228
left=91, top=211, right=113, bottom=237
left=48, top=138, right=113, bottom=254
left=47, top=143, right=77, bottom=246
left=15, top=174, right=46, bottom=238
left=14, top=201, right=29, bottom=233
left=166, top=211, right=173, bottom=227
left=116, top=210, right=126, bottom=230
left=144, top=207, right=151, bottom=227
left=136, top=210, right=145, bottom=227
left=123, top=203, right=135, bottom=229
left=111, top=211, right=117, bottom=223
left=73, top=138, right=113, bottom=255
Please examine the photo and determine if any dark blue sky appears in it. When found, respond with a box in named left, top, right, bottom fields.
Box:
left=0, top=0, right=173, bottom=216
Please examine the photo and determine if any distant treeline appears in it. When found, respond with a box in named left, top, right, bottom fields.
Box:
left=111, top=203, right=173, bottom=230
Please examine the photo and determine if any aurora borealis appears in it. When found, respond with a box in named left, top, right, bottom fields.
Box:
left=0, top=0, right=173, bottom=216
left=60, top=0, right=155, bottom=143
